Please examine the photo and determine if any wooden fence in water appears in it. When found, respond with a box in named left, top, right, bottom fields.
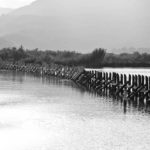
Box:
left=72, top=70, right=150, bottom=103
left=0, top=63, right=150, bottom=103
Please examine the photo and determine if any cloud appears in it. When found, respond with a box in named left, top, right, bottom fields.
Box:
left=0, top=0, right=35, bottom=8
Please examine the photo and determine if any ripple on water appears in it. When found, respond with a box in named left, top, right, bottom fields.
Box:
left=0, top=71, right=149, bottom=150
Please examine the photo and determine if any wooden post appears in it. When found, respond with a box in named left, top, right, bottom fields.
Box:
left=145, top=76, right=148, bottom=90
left=106, top=72, right=108, bottom=82
left=120, top=74, right=123, bottom=84
left=149, top=77, right=150, bottom=90
left=138, top=75, right=141, bottom=86
left=128, top=74, right=131, bottom=85
left=132, top=75, right=135, bottom=87
left=108, top=72, right=111, bottom=80
left=142, top=75, right=145, bottom=86
left=113, top=72, right=116, bottom=83
left=135, top=75, right=138, bottom=87
left=103, top=72, right=106, bottom=81
left=124, top=74, right=127, bottom=85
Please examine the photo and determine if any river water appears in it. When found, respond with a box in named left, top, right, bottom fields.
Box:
left=87, top=67, right=150, bottom=76
left=0, top=70, right=150, bottom=150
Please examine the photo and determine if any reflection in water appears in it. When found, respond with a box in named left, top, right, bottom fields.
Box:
left=0, top=71, right=150, bottom=150
left=0, top=70, right=24, bottom=83
left=101, top=88, right=150, bottom=115
left=123, top=100, right=127, bottom=114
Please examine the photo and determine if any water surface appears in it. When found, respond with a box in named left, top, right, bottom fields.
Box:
left=87, top=67, right=150, bottom=76
left=0, top=71, right=150, bottom=150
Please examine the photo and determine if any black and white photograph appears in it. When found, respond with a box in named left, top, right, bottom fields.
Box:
left=0, top=0, right=149, bottom=149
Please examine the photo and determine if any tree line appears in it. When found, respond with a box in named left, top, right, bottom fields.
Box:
left=0, top=46, right=150, bottom=68
left=0, top=46, right=106, bottom=68
left=103, top=52, right=150, bottom=67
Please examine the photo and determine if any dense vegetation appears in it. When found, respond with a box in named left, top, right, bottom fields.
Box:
left=103, top=52, right=150, bottom=67
left=0, top=46, right=106, bottom=68
left=0, top=46, right=150, bottom=68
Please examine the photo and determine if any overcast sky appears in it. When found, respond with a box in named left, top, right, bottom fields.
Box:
left=0, top=0, right=149, bottom=12
left=0, top=0, right=149, bottom=9
left=0, top=0, right=35, bottom=8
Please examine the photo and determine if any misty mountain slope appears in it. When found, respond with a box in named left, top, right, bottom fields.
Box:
left=0, top=0, right=149, bottom=52
left=0, top=15, right=138, bottom=51
left=0, top=8, right=13, bottom=16
left=10, top=0, right=109, bottom=16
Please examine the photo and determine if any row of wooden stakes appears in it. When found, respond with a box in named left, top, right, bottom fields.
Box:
left=0, top=63, right=150, bottom=102
left=71, top=70, right=150, bottom=102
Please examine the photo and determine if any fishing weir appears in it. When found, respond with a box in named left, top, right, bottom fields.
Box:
left=1, top=63, right=150, bottom=105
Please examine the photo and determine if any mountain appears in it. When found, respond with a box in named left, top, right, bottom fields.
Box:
left=0, top=0, right=150, bottom=52
left=0, top=8, right=13, bottom=16
left=10, top=0, right=109, bottom=16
